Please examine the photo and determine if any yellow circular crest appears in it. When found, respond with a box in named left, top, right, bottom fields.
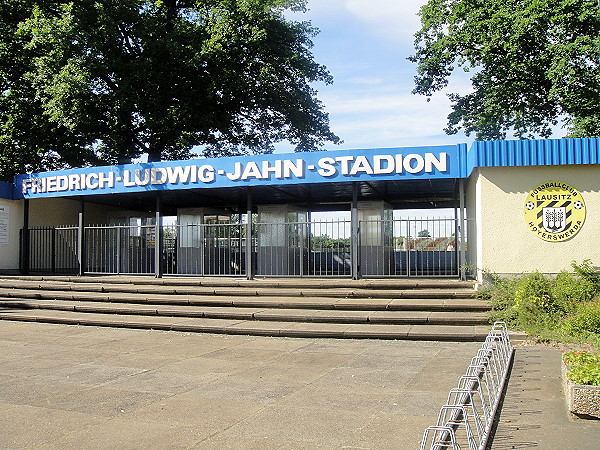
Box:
left=524, top=181, right=586, bottom=242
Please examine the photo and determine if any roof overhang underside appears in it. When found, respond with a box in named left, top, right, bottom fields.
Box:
left=73, top=178, right=461, bottom=215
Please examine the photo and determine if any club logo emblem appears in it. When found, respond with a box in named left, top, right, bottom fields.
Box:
left=542, top=207, right=566, bottom=233
left=524, top=181, right=586, bottom=242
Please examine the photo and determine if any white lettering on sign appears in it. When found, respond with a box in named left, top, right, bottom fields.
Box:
left=167, top=166, right=192, bottom=184
left=20, top=152, right=448, bottom=195
left=317, top=157, right=336, bottom=177
left=373, top=155, right=395, bottom=174
left=198, top=165, right=215, bottom=183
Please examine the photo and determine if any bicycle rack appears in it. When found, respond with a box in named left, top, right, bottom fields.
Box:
left=420, top=322, right=514, bottom=450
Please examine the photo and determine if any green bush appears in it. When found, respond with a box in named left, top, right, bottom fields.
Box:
left=571, top=259, right=600, bottom=287
left=479, top=274, right=520, bottom=325
left=562, top=300, right=600, bottom=336
left=482, top=260, right=600, bottom=347
left=563, top=351, right=600, bottom=386
left=563, top=350, right=600, bottom=366
left=552, top=270, right=597, bottom=308
left=514, top=272, right=556, bottom=314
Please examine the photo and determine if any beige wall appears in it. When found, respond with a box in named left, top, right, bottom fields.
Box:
left=0, top=198, right=81, bottom=272
left=471, top=165, right=600, bottom=278
left=29, top=198, right=144, bottom=227
left=29, top=198, right=80, bottom=227
left=0, top=199, right=24, bottom=272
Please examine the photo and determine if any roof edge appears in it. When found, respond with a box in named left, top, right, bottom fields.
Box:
left=0, top=180, right=14, bottom=200
left=465, top=137, right=600, bottom=177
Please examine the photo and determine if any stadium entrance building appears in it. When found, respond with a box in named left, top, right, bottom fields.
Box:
left=1, top=138, right=599, bottom=281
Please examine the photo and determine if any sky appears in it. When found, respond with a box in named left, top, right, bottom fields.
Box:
left=277, top=0, right=474, bottom=154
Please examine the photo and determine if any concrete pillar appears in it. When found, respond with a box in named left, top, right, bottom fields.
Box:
left=459, top=179, right=466, bottom=280
left=21, top=199, right=29, bottom=274
left=155, top=192, right=162, bottom=278
left=351, top=182, right=360, bottom=280
left=246, top=187, right=253, bottom=280
left=77, top=199, right=85, bottom=276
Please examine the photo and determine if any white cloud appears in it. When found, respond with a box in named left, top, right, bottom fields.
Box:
left=343, top=0, right=427, bottom=43
left=277, top=0, right=476, bottom=153
left=317, top=72, right=474, bottom=149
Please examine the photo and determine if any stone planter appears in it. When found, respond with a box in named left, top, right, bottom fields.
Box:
left=562, top=362, right=600, bottom=419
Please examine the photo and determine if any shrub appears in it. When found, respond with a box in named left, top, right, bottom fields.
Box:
left=479, top=273, right=520, bottom=325
left=551, top=270, right=597, bottom=309
left=563, top=351, right=600, bottom=386
left=571, top=259, right=600, bottom=288
left=513, top=272, right=554, bottom=313
left=482, top=260, right=600, bottom=346
left=563, top=350, right=600, bottom=366
left=562, top=300, right=600, bottom=337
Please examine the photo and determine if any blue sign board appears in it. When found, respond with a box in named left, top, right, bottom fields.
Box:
left=0, top=181, right=13, bottom=200
left=14, top=145, right=461, bottom=199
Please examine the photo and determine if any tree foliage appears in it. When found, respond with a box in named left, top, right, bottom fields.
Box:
left=0, top=0, right=340, bottom=181
left=410, top=0, right=600, bottom=140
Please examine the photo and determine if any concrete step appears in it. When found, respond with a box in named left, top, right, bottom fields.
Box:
left=0, top=278, right=477, bottom=299
left=0, top=309, right=492, bottom=341
left=0, top=298, right=490, bottom=325
left=0, top=288, right=489, bottom=312
left=0, top=275, right=476, bottom=290
left=0, top=275, right=487, bottom=341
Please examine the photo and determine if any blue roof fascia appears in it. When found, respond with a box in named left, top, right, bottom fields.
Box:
left=6, top=138, right=600, bottom=199
left=12, top=144, right=462, bottom=200
left=464, top=137, right=600, bottom=177
left=0, top=180, right=14, bottom=200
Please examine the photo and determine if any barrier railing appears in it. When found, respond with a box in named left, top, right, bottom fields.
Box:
left=85, top=224, right=156, bottom=275
left=20, top=216, right=470, bottom=278
left=420, top=322, right=514, bottom=450
left=20, top=226, right=79, bottom=274
left=360, top=218, right=460, bottom=277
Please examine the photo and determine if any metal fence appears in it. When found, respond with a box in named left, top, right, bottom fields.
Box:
left=20, top=226, right=78, bottom=274
left=162, top=223, right=245, bottom=276
left=360, top=218, right=460, bottom=277
left=21, top=216, right=467, bottom=278
left=85, top=225, right=156, bottom=275
left=255, top=220, right=352, bottom=277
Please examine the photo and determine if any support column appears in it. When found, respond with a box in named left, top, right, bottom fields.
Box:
left=245, top=187, right=253, bottom=280
left=21, top=199, right=29, bottom=274
left=459, top=179, right=467, bottom=280
left=351, top=182, right=360, bottom=280
left=77, top=199, right=85, bottom=276
left=155, top=192, right=163, bottom=278
left=454, top=206, right=459, bottom=273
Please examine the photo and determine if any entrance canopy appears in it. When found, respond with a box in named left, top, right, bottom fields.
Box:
left=3, top=138, right=598, bottom=210
left=11, top=144, right=465, bottom=211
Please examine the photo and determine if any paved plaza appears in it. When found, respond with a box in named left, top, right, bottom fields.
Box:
left=3, top=321, right=600, bottom=449
left=0, top=320, right=481, bottom=448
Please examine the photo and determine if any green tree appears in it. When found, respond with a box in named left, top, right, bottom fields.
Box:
left=0, top=0, right=96, bottom=181
left=410, top=0, right=600, bottom=140
left=0, top=0, right=340, bottom=181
